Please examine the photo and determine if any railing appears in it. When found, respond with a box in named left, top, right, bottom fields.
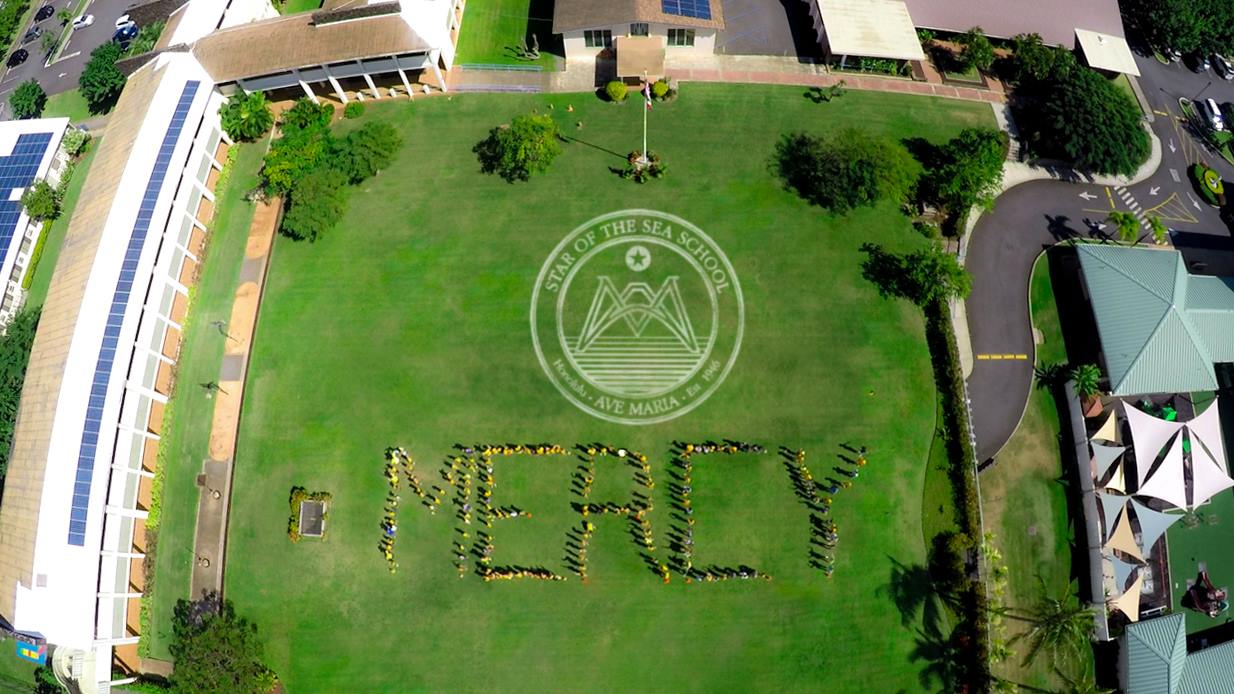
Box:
left=458, top=63, right=543, bottom=72
left=453, top=84, right=542, bottom=93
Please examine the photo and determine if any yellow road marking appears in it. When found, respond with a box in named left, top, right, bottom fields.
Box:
left=1142, top=191, right=1199, bottom=225
left=1155, top=109, right=1170, bottom=116
left=976, top=354, right=1028, bottom=360
left=1105, top=187, right=1115, bottom=207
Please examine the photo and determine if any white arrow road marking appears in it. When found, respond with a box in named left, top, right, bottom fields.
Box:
left=1149, top=186, right=1161, bottom=196
left=1079, top=191, right=1097, bottom=201
left=1170, top=139, right=1178, bottom=153
left=1188, top=192, right=1202, bottom=209
left=1095, top=223, right=1107, bottom=230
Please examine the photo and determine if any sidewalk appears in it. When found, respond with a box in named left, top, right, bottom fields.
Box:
left=188, top=197, right=280, bottom=600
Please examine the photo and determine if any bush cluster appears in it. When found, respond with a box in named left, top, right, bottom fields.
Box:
left=1192, top=163, right=1225, bottom=206
left=605, top=80, right=628, bottom=102
left=343, top=101, right=365, bottom=119
left=0, top=308, right=41, bottom=477
left=0, top=0, right=31, bottom=60
left=774, top=129, right=916, bottom=213
left=20, top=221, right=50, bottom=291
left=260, top=98, right=402, bottom=241
left=287, top=487, right=332, bottom=542
left=61, top=128, right=91, bottom=157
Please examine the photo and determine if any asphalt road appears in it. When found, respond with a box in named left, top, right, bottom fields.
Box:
left=0, top=0, right=133, bottom=116
left=965, top=49, right=1234, bottom=463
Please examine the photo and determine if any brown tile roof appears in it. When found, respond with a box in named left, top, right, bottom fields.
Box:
left=0, top=63, right=167, bottom=624
left=553, top=0, right=723, bottom=34
left=903, top=0, right=1124, bottom=46
left=191, top=11, right=430, bottom=84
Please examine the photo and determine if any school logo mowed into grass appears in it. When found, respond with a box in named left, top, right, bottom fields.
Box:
left=532, top=210, right=744, bottom=425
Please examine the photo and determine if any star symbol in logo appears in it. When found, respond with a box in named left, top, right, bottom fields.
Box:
left=626, top=245, right=651, bottom=272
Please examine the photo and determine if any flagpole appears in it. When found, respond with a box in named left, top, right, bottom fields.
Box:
left=641, top=70, right=648, bottom=166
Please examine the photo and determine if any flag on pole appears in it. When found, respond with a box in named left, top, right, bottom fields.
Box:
left=644, top=81, right=653, bottom=110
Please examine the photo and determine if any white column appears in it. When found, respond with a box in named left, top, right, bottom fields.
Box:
left=125, top=383, right=168, bottom=405
left=112, top=464, right=155, bottom=479
left=94, top=637, right=141, bottom=646
left=105, top=506, right=150, bottom=520
left=100, top=550, right=146, bottom=559
left=166, top=274, right=189, bottom=297
left=358, top=61, right=381, bottom=99
left=193, top=178, right=215, bottom=203
left=430, top=49, right=447, bottom=92
left=175, top=240, right=198, bottom=263
left=294, top=69, right=320, bottom=104
left=119, top=422, right=163, bottom=439
left=396, top=67, right=415, bottom=99
left=323, top=64, right=348, bottom=103
left=157, top=312, right=183, bottom=332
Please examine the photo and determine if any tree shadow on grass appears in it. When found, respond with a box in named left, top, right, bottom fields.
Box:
left=882, top=557, right=945, bottom=638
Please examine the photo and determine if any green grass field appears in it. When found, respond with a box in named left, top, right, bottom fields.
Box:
left=22, top=141, right=98, bottom=309
left=42, top=89, right=92, bottom=123
left=153, top=86, right=995, bottom=691
left=454, top=0, right=560, bottom=67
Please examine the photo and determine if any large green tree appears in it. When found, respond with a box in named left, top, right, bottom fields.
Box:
left=218, top=90, right=273, bottom=143
left=859, top=243, right=972, bottom=307
left=261, top=124, right=332, bottom=196
left=472, top=112, right=563, bottom=182
left=9, top=79, right=45, bottom=119
left=1008, top=589, right=1094, bottom=667
left=334, top=121, right=403, bottom=183
left=957, top=27, right=994, bottom=72
left=280, top=97, right=334, bottom=131
left=280, top=168, right=349, bottom=242
left=1125, top=0, right=1204, bottom=53
left=21, top=180, right=59, bottom=220
left=79, top=42, right=126, bottom=114
left=170, top=591, right=275, bottom=694
left=924, top=127, right=1007, bottom=214
left=774, top=129, right=916, bottom=213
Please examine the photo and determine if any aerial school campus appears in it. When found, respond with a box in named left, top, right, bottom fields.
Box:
left=1, top=0, right=1234, bottom=691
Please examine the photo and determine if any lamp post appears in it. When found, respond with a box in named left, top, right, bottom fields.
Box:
left=1194, top=80, right=1213, bottom=102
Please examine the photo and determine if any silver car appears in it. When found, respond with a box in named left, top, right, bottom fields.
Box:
left=1198, top=98, right=1227, bottom=131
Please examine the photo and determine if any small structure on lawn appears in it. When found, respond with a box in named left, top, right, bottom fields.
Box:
left=288, top=488, right=332, bottom=542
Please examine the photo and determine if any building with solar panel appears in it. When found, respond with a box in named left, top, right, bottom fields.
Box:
left=553, top=0, right=725, bottom=64
left=0, top=119, right=71, bottom=325
left=0, top=0, right=464, bottom=690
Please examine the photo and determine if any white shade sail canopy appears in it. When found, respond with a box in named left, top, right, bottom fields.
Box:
left=1129, top=497, right=1182, bottom=557
left=1191, top=439, right=1234, bottom=508
left=1136, top=434, right=1188, bottom=509
left=1126, top=403, right=1184, bottom=487
left=1092, top=441, right=1125, bottom=482
left=1110, top=572, right=1144, bottom=622
left=1113, top=555, right=1140, bottom=592
left=1099, top=491, right=1128, bottom=540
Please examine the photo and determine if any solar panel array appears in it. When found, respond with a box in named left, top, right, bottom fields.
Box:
left=0, top=132, right=55, bottom=266
left=661, top=0, right=711, bottom=20
left=67, top=81, right=200, bottom=547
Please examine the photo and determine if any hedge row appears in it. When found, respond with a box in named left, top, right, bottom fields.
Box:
left=19, top=221, right=49, bottom=291
left=924, top=299, right=991, bottom=690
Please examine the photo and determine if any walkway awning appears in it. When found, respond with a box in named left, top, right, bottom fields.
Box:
left=615, top=36, right=665, bottom=80
left=1076, top=29, right=1140, bottom=77
left=816, top=0, right=925, bottom=61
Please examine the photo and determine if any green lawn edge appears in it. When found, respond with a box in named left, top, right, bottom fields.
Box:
left=22, top=140, right=98, bottom=308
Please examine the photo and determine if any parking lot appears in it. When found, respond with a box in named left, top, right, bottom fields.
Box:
left=0, top=0, right=135, bottom=118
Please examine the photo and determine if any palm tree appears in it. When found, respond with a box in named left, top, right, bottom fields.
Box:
left=1107, top=211, right=1140, bottom=244
left=1070, top=363, right=1101, bottom=398
left=1054, top=668, right=1114, bottom=694
left=1148, top=216, right=1168, bottom=245
left=1008, top=590, right=1095, bottom=668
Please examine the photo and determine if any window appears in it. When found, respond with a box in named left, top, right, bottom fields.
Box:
left=630, top=22, right=649, bottom=36
left=668, top=28, right=695, bottom=46
left=584, top=30, right=612, bottom=48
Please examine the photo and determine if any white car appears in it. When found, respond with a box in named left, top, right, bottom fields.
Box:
left=71, top=14, right=93, bottom=29
left=1198, top=98, right=1227, bottom=132
left=114, top=14, right=135, bottom=31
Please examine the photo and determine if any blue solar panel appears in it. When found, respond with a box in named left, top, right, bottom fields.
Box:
left=0, top=132, right=55, bottom=266
left=66, top=81, right=200, bottom=547
left=661, top=0, right=711, bottom=19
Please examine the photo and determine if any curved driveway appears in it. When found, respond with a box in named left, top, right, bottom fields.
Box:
left=967, top=50, right=1234, bottom=462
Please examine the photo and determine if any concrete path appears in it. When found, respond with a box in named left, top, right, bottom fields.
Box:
left=188, top=197, right=280, bottom=599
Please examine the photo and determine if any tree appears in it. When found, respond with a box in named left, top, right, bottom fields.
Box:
left=1034, top=58, right=1150, bottom=176
left=1123, top=0, right=1204, bottom=53
left=1070, top=363, right=1102, bottom=398
left=1107, top=211, right=1140, bottom=244
left=9, top=79, right=46, bottom=119
left=859, top=243, right=972, bottom=307
left=774, top=129, right=917, bottom=212
left=79, top=42, right=126, bottom=114
left=280, top=168, right=348, bottom=242
left=1148, top=215, right=1168, bottom=244
left=1009, top=33, right=1062, bottom=85
left=170, top=591, right=275, bottom=694
left=280, top=97, right=333, bottom=132
left=1009, top=589, right=1094, bottom=667
left=21, top=180, right=59, bottom=220
left=218, top=90, right=273, bottom=143
left=39, top=30, right=55, bottom=56
left=334, top=121, right=402, bottom=184
left=0, top=307, right=40, bottom=475
left=61, top=129, right=91, bottom=157
left=32, top=665, right=61, bottom=694
left=925, top=128, right=1007, bottom=213
left=472, top=112, right=562, bottom=183
left=957, top=27, right=995, bottom=72
left=261, top=125, right=332, bottom=196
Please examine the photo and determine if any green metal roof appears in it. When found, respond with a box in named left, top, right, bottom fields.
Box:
left=1179, top=641, right=1234, bottom=694
left=1076, top=245, right=1234, bottom=396
left=1124, top=613, right=1188, bottom=694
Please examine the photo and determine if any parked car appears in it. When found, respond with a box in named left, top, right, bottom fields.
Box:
left=6, top=49, right=28, bottom=68
left=71, top=14, right=93, bottom=29
left=1189, top=52, right=1212, bottom=73
left=33, top=5, right=54, bottom=21
left=1165, top=47, right=1183, bottom=62
left=112, top=23, right=137, bottom=47
left=1215, top=54, right=1234, bottom=80
left=21, top=26, right=40, bottom=45
left=1197, top=98, right=1226, bottom=131
left=114, top=14, right=132, bottom=29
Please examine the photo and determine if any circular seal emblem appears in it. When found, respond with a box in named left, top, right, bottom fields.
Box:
left=531, top=210, right=744, bottom=425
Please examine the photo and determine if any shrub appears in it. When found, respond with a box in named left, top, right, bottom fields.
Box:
left=617, top=150, right=667, bottom=183
left=1192, top=163, right=1223, bottom=206
left=21, top=180, right=60, bottom=220
left=334, top=121, right=402, bottom=184
left=20, top=221, right=50, bottom=290
left=280, top=168, right=348, bottom=241
left=773, top=129, right=917, bottom=212
left=957, top=27, right=995, bottom=72
left=651, top=79, right=670, bottom=99
left=218, top=90, right=273, bottom=143
left=0, top=308, right=40, bottom=475
left=261, top=125, right=332, bottom=195
left=605, top=80, right=628, bottom=102
left=61, top=128, right=91, bottom=157
left=473, top=112, right=562, bottom=182
left=343, top=101, right=365, bottom=119
left=0, top=0, right=31, bottom=61
left=281, top=97, right=334, bottom=131
left=79, top=42, right=126, bottom=114
left=9, top=80, right=45, bottom=119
